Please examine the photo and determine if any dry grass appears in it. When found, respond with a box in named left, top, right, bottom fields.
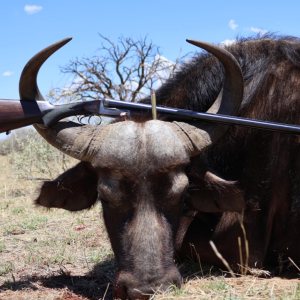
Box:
left=0, top=155, right=300, bottom=299
left=153, top=277, right=300, bottom=299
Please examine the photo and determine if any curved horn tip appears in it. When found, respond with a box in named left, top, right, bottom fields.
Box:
left=19, top=37, right=73, bottom=102
left=51, top=37, right=73, bottom=49
left=186, top=39, right=199, bottom=45
left=60, top=37, right=73, bottom=44
left=186, top=39, right=209, bottom=48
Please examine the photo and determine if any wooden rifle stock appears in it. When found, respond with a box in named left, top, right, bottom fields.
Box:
left=0, top=100, right=53, bottom=133
left=0, top=99, right=101, bottom=134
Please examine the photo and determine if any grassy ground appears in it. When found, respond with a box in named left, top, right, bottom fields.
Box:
left=1, top=155, right=300, bottom=299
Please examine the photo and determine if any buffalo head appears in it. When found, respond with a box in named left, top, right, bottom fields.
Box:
left=19, top=38, right=246, bottom=299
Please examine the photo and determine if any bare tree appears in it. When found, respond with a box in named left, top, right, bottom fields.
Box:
left=55, top=34, right=188, bottom=103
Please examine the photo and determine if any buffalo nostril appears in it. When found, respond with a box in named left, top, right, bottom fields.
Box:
left=163, top=270, right=182, bottom=289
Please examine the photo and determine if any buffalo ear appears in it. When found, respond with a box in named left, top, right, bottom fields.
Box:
left=186, top=169, right=246, bottom=213
left=35, top=162, right=98, bottom=211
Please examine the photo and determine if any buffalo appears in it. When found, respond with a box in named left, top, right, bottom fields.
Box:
left=18, top=34, right=300, bottom=299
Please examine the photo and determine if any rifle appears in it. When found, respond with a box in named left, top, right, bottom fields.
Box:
left=2, top=98, right=300, bottom=135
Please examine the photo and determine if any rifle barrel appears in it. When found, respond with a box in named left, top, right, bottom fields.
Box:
left=104, top=99, right=300, bottom=135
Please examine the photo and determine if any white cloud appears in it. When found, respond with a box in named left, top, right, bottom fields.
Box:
left=220, top=39, right=237, bottom=47
left=250, top=27, right=268, bottom=35
left=24, top=5, right=42, bottom=14
left=3, top=71, right=14, bottom=76
left=145, top=55, right=180, bottom=90
left=229, top=20, right=238, bottom=30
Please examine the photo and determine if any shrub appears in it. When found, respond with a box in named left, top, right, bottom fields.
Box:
left=7, top=129, right=77, bottom=180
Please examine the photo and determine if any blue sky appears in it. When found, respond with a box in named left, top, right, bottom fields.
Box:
left=0, top=0, right=299, bottom=137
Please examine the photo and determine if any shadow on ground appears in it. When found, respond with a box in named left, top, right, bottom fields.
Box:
left=0, top=258, right=116, bottom=300
left=0, top=257, right=215, bottom=299
left=1, top=256, right=297, bottom=300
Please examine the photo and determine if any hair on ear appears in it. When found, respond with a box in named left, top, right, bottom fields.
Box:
left=35, top=162, right=98, bottom=211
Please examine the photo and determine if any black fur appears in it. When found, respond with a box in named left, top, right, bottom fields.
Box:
left=141, top=34, right=300, bottom=270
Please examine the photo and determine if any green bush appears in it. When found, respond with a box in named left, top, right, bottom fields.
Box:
left=0, top=128, right=34, bottom=154
left=7, top=129, right=76, bottom=180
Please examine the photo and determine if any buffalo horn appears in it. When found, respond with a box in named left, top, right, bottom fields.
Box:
left=174, top=40, right=244, bottom=156
left=19, top=38, right=101, bottom=161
